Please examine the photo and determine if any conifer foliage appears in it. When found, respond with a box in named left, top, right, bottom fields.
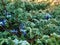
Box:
left=0, top=0, right=60, bottom=45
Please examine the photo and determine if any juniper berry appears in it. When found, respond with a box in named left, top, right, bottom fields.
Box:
left=0, top=19, right=6, bottom=26
left=45, top=13, right=51, bottom=20
left=20, top=23, right=25, bottom=29
left=20, top=29, right=26, bottom=36
left=10, top=29, right=18, bottom=33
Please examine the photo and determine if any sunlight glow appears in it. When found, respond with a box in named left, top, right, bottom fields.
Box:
left=11, top=0, right=14, bottom=2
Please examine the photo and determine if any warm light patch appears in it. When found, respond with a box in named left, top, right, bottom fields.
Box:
left=11, top=0, right=14, bottom=2
left=37, top=0, right=42, bottom=2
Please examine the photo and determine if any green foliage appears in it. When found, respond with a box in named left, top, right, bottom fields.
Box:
left=0, top=0, right=60, bottom=45
left=0, top=31, right=60, bottom=45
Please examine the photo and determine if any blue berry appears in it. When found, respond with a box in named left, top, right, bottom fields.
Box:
left=22, top=31, right=26, bottom=36
left=20, top=23, right=26, bottom=36
left=45, top=13, right=51, bottom=20
left=20, top=23, right=25, bottom=29
left=10, top=29, right=18, bottom=33
left=0, top=19, right=6, bottom=26
left=3, top=10, right=11, bottom=18
left=20, top=29, right=26, bottom=36
left=6, top=12, right=11, bottom=18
